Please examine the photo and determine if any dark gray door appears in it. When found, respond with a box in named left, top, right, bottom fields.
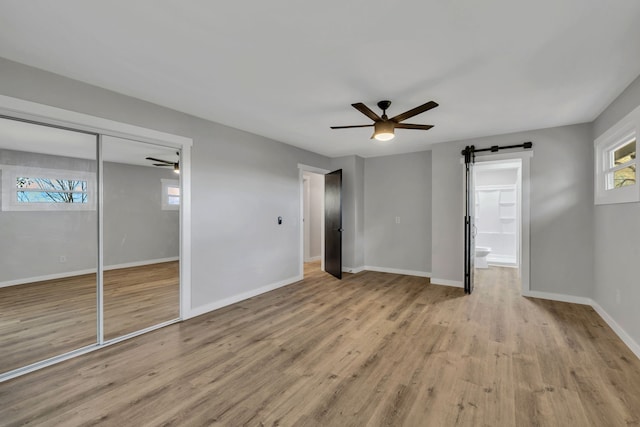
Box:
left=324, top=169, right=342, bottom=279
left=463, top=147, right=476, bottom=294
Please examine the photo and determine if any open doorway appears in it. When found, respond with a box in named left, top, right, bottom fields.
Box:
left=299, top=165, right=329, bottom=278
left=303, top=171, right=324, bottom=273
left=472, top=155, right=530, bottom=294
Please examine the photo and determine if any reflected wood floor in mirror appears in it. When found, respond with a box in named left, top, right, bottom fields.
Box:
left=1, top=262, right=640, bottom=425
left=0, top=261, right=179, bottom=374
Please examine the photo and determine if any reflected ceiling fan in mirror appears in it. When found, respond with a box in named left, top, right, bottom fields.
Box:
left=331, top=100, right=438, bottom=141
left=146, top=151, right=180, bottom=174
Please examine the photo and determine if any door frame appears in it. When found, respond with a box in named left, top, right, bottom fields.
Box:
left=0, top=94, right=192, bottom=382
left=298, top=164, right=330, bottom=277
left=470, top=151, right=532, bottom=294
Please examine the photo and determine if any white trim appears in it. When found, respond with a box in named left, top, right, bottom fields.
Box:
left=0, top=95, right=192, bottom=148
left=179, top=145, right=192, bottom=319
left=343, top=266, right=366, bottom=274
left=185, top=275, right=303, bottom=320
left=104, top=257, right=179, bottom=270
left=97, top=136, right=104, bottom=344
left=521, top=290, right=592, bottom=305
left=305, top=256, right=321, bottom=262
left=591, top=301, right=640, bottom=360
left=362, top=265, right=429, bottom=277
left=487, top=254, right=517, bottom=267
left=487, top=261, right=518, bottom=268
left=298, top=163, right=330, bottom=175
left=430, top=277, right=464, bottom=288
left=458, top=150, right=533, bottom=165
left=0, top=257, right=180, bottom=288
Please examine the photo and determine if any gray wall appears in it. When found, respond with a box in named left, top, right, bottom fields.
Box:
left=364, top=151, right=432, bottom=273
left=103, top=162, right=179, bottom=266
left=431, top=123, right=594, bottom=297
left=0, top=148, right=179, bottom=283
left=0, top=57, right=331, bottom=311
left=593, top=73, right=640, bottom=347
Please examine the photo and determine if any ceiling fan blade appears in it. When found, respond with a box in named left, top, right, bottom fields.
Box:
left=153, top=163, right=173, bottom=167
left=330, top=124, right=374, bottom=129
left=395, top=123, right=434, bottom=130
left=146, top=157, right=173, bottom=164
left=351, top=103, right=381, bottom=121
left=391, top=101, right=438, bottom=123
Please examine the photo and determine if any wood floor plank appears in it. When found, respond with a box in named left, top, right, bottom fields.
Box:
left=2, top=262, right=640, bottom=426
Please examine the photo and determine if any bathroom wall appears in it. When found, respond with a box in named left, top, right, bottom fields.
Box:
left=475, top=166, right=519, bottom=266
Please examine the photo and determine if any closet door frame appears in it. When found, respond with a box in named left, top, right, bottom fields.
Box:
left=0, top=95, right=192, bottom=382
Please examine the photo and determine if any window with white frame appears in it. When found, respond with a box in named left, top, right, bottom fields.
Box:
left=161, top=178, right=180, bottom=210
left=0, top=165, right=96, bottom=211
left=595, top=105, right=640, bottom=205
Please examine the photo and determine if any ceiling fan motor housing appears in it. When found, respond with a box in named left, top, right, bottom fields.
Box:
left=377, top=100, right=392, bottom=112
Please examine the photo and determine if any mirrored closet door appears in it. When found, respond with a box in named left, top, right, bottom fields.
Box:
left=0, top=117, right=98, bottom=373
left=0, top=117, right=182, bottom=379
left=102, top=136, right=180, bottom=341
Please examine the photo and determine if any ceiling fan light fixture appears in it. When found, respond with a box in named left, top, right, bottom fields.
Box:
left=373, top=121, right=395, bottom=141
left=173, top=163, right=180, bottom=174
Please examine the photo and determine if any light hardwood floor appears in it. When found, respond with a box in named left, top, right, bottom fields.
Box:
left=0, top=261, right=179, bottom=374
left=1, top=262, right=639, bottom=426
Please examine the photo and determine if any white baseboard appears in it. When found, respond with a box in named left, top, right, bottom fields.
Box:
left=487, top=255, right=517, bottom=265
left=0, top=257, right=179, bottom=288
left=429, top=277, right=464, bottom=288
left=185, top=274, right=303, bottom=320
left=105, top=257, right=179, bottom=271
left=591, top=301, right=640, bottom=360
left=521, top=290, right=640, bottom=361
left=342, top=266, right=365, bottom=274
left=363, top=265, right=430, bottom=278
left=521, top=290, right=592, bottom=306
left=305, top=256, right=321, bottom=262
left=487, top=261, right=518, bottom=268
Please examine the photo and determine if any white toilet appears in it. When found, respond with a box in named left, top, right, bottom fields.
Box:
left=475, top=246, right=491, bottom=268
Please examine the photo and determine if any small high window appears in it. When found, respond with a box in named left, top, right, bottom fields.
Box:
left=1, top=165, right=96, bottom=211
left=607, top=138, right=636, bottom=189
left=17, top=177, right=89, bottom=203
left=595, top=105, right=640, bottom=205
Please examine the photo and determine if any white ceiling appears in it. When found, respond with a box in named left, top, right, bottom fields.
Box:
left=0, top=1, right=639, bottom=158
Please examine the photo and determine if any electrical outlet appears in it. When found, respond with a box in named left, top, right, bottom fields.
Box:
left=59, top=255, right=67, bottom=263
left=616, top=289, right=621, bottom=305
